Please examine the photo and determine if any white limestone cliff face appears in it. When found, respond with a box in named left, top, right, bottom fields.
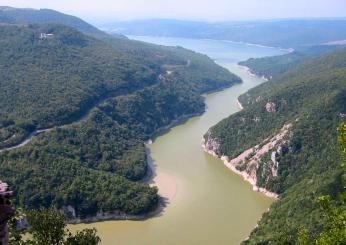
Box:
left=203, top=123, right=294, bottom=198
left=203, top=131, right=220, bottom=157
left=265, top=102, right=276, bottom=113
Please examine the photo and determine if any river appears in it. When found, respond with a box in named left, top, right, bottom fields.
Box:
left=70, top=37, right=286, bottom=244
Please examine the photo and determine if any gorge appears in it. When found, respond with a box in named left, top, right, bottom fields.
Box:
left=69, top=36, right=287, bottom=244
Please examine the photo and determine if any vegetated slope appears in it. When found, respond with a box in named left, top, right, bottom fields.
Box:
left=0, top=23, right=156, bottom=148
left=0, top=6, right=122, bottom=39
left=204, top=48, right=346, bottom=243
left=0, top=6, right=236, bottom=94
left=0, top=23, right=240, bottom=218
left=239, top=44, right=346, bottom=79
left=103, top=19, right=346, bottom=48
left=0, top=23, right=237, bottom=148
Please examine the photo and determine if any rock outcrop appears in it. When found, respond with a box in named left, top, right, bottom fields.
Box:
left=265, top=102, right=276, bottom=112
left=203, top=123, right=293, bottom=198
left=0, top=181, right=14, bottom=245
left=203, top=131, right=220, bottom=156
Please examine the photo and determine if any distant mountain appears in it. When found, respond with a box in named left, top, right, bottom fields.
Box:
left=102, top=19, right=205, bottom=38
left=204, top=47, right=346, bottom=243
left=102, top=19, right=346, bottom=48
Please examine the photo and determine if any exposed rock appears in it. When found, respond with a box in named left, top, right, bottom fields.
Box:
left=203, top=122, right=294, bottom=199
left=39, top=33, right=54, bottom=39
left=158, top=74, right=165, bottom=81
left=265, top=102, right=276, bottom=113
left=0, top=180, right=14, bottom=245
left=255, top=96, right=262, bottom=102
left=237, top=99, right=244, bottom=110
left=67, top=204, right=164, bottom=224
left=61, top=205, right=76, bottom=219
left=203, top=132, right=220, bottom=155
left=271, top=151, right=279, bottom=177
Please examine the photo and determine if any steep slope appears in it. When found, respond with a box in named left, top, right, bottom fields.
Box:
left=0, top=6, right=122, bottom=39
left=239, top=44, right=346, bottom=79
left=0, top=22, right=240, bottom=219
left=0, top=23, right=157, bottom=148
left=204, top=48, right=346, bottom=243
left=0, top=23, right=238, bottom=148
left=0, top=7, right=238, bottom=92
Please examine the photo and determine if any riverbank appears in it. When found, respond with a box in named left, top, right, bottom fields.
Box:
left=67, top=36, right=286, bottom=244
left=66, top=159, right=166, bottom=224
left=147, top=112, right=204, bottom=143
left=238, top=64, right=270, bottom=81
left=202, top=96, right=278, bottom=199
left=202, top=141, right=278, bottom=199
left=237, top=99, right=244, bottom=110
left=66, top=167, right=166, bottom=224
left=67, top=111, right=206, bottom=224
left=68, top=206, right=163, bottom=224
left=67, top=152, right=182, bottom=224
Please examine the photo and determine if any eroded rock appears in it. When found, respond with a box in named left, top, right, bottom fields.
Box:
left=266, top=102, right=276, bottom=113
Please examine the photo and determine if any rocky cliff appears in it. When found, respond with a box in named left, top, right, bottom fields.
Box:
left=203, top=122, right=297, bottom=198
left=0, top=181, right=14, bottom=245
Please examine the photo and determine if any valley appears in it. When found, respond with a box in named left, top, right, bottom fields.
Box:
left=1, top=5, right=345, bottom=245
left=69, top=36, right=286, bottom=244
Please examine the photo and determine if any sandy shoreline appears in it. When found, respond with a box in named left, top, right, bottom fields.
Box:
left=68, top=84, right=240, bottom=224
left=67, top=147, right=182, bottom=224
left=144, top=147, right=182, bottom=202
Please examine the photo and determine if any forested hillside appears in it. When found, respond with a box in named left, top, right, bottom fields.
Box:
left=0, top=18, right=240, bottom=217
left=0, top=6, right=123, bottom=39
left=204, top=48, right=346, bottom=243
left=239, top=44, right=346, bottom=79
left=0, top=23, right=157, bottom=149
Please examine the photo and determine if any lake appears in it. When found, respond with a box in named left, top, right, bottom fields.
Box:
left=70, top=36, right=286, bottom=244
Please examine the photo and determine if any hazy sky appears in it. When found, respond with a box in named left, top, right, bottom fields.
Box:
left=2, top=0, right=346, bottom=22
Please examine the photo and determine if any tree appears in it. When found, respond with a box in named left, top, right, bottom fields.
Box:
left=65, top=229, right=101, bottom=245
left=297, top=123, right=346, bottom=245
left=313, top=123, right=346, bottom=244
left=27, top=208, right=67, bottom=245
left=9, top=208, right=101, bottom=245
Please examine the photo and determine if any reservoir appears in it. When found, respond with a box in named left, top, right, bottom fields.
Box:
left=70, top=37, right=286, bottom=244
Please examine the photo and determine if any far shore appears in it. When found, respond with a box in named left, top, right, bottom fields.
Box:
left=238, top=64, right=270, bottom=82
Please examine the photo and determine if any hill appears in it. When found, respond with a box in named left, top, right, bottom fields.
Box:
left=0, top=20, right=240, bottom=218
left=239, top=44, right=346, bottom=79
left=102, top=19, right=346, bottom=48
left=204, top=48, right=346, bottom=243
left=0, top=6, right=122, bottom=39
